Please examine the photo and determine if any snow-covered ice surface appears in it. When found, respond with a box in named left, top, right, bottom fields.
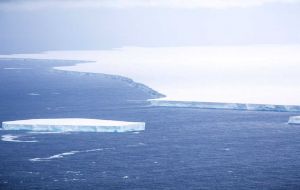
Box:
left=288, top=116, right=300, bottom=125
left=2, top=118, right=145, bottom=132
left=2, top=45, right=300, bottom=111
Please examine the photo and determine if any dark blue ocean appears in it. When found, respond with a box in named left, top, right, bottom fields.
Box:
left=1, top=59, right=300, bottom=190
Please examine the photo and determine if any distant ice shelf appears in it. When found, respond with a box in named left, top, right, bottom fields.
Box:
left=2, top=46, right=300, bottom=109
left=288, top=116, right=300, bottom=124
left=149, top=100, right=300, bottom=112
left=1, top=118, right=145, bottom=132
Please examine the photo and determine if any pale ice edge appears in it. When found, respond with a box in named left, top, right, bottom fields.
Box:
left=150, top=100, right=300, bottom=112
left=1, top=118, right=145, bottom=132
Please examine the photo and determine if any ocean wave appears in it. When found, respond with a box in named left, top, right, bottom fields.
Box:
left=1, top=134, right=38, bottom=143
left=29, top=148, right=114, bottom=162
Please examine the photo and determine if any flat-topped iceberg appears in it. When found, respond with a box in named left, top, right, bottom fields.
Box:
left=288, top=116, right=300, bottom=125
left=1, top=118, right=145, bottom=132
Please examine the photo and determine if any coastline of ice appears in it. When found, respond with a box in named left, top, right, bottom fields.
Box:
left=1, top=46, right=300, bottom=111
left=1, top=118, right=145, bottom=132
left=288, top=116, right=300, bottom=124
left=150, top=100, right=300, bottom=112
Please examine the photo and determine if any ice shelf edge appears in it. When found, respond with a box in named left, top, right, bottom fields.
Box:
left=149, top=100, right=300, bottom=112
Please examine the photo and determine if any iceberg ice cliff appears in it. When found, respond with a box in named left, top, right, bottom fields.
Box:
left=1, top=118, right=145, bottom=132
left=150, top=100, right=300, bottom=112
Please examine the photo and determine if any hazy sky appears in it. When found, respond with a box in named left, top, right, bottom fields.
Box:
left=1, top=0, right=300, bottom=53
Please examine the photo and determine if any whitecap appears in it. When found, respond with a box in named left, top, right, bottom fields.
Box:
left=27, top=93, right=40, bottom=96
left=3, top=67, right=31, bottom=70
left=30, top=148, right=106, bottom=162
left=126, top=142, right=146, bottom=147
left=1, top=134, right=37, bottom=143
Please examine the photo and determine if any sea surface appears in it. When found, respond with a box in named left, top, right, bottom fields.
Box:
left=1, top=59, right=300, bottom=190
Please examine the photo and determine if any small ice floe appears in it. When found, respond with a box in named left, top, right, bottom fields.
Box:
left=122, top=176, right=129, bottom=179
left=288, top=116, right=300, bottom=125
left=27, top=93, right=40, bottom=96
left=29, top=148, right=105, bottom=162
left=1, top=134, right=37, bottom=143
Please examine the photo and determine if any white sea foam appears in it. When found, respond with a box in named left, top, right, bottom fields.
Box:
left=29, top=148, right=106, bottom=162
left=1, top=134, right=37, bottom=143
left=3, top=67, right=31, bottom=70
left=126, top=142, right=146, bottom=147
left=66, top=171, right=81, bottom=174
left=27, top=93, right=40, bottom=96
left=1, top=46, right=300, bottom=109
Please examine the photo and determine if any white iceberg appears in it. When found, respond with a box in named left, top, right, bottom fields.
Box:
left=1, top=118, right=145, bottom=132
left=288, top=116, right=300, bottom=125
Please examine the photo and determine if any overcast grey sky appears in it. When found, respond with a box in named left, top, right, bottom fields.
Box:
left=0, top=0, right=300, bottom=53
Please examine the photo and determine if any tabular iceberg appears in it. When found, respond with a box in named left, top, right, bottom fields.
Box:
left=1, top=118, right=145, bottom=132
left=288, top=116, right=300, bottom=125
